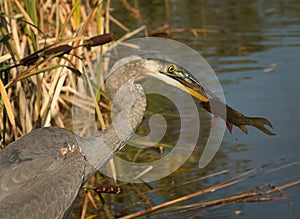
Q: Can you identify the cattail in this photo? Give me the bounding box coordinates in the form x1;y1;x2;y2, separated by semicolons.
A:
94;185;123;194
43;44;73;58
20;53;40;66
86;33;115;47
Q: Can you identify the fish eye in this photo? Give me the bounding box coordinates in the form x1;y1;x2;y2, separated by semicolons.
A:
167;65;175;73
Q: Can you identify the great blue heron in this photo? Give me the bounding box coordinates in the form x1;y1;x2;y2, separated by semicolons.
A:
0;53;274;218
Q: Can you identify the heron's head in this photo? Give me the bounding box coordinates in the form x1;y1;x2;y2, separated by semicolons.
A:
142;58;209;103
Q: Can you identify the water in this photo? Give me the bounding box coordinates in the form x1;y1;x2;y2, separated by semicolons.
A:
108;1;300;218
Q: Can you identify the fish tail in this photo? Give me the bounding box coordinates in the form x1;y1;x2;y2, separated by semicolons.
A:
247;117;276;136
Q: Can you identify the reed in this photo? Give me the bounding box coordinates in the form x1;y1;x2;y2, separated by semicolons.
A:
0;0;147;142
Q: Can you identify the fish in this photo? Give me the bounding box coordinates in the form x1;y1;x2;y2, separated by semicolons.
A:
199;96;276;136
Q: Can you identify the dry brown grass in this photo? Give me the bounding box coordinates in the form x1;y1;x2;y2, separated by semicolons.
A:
0;0;148;145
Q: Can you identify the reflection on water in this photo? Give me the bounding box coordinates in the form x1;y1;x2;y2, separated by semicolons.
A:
108;1;300;218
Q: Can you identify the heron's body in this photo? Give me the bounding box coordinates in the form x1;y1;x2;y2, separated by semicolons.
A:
0;53;274;218
0;127;87;218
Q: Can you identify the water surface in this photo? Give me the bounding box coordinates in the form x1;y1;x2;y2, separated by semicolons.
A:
109;1;300;218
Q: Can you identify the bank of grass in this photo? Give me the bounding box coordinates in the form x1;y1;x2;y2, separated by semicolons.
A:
1;0;100;142
0;0;133;143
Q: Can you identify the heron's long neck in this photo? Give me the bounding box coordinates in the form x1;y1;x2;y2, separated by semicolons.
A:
78;67;146;172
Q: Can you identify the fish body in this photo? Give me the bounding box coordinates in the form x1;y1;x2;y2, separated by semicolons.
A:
199;97;275;136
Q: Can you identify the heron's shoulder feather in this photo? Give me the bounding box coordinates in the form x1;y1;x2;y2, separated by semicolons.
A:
0;127;86;218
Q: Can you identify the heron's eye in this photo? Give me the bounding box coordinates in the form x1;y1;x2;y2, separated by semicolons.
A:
167;65;175;73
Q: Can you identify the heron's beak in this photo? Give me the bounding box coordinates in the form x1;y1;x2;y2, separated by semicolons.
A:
172;70;209;103
176;77;209;102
